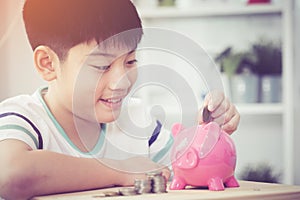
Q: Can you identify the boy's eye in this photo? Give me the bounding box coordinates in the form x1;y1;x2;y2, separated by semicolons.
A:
127;59;138;65
89;65;111;71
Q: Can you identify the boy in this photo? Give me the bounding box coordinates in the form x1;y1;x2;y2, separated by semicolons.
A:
0;0;240;199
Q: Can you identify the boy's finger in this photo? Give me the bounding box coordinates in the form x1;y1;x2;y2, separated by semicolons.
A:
204;90;225;111
221;113;240;135
212;103;238;130
222;104;237;125
210;98;230;119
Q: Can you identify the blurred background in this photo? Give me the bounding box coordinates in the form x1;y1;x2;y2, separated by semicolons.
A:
0;0;300;185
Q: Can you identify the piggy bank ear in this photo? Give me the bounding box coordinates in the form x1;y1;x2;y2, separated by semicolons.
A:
199;122;221;159
171;123;184;137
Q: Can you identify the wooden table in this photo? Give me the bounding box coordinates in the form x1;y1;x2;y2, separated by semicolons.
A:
32;181;300;200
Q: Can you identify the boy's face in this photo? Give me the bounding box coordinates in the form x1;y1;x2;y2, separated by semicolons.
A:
55;40;138;123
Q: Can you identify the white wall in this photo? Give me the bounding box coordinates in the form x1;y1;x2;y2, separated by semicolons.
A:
142;15;282;56
293;0;300;185
0;1;9;100
0;0;45;101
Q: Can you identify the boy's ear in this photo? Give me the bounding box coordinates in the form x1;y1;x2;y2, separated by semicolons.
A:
33;46;60;81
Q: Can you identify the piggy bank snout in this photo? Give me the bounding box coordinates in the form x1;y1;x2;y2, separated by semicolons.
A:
176;148;199;169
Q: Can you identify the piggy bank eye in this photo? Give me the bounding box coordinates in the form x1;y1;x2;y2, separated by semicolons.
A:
175;137;188;152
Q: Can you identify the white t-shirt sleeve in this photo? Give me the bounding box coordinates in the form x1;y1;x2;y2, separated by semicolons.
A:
0;128;38;150
149;123;174;167
0;114;40;150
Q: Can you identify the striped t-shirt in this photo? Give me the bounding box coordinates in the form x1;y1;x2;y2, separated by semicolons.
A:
0;87;173;165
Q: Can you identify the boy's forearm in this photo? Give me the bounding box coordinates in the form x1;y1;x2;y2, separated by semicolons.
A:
1;150;124;199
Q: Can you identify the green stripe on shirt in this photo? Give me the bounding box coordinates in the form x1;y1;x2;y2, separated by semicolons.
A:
37;87;106;156
0;124;39;149
152;135;174;163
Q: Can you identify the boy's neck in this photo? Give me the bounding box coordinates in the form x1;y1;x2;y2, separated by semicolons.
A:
43;88;101;153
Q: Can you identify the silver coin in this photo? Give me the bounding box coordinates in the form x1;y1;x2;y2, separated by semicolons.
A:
150;173;167;193
146;171;162;177
135;184;152;194
134;179;151;185
102;191;120;197
119;187;138;196
134;172;168;194
202;105;213;123
134;178;152;194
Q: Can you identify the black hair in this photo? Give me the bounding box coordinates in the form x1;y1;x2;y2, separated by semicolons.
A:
23;0;143;61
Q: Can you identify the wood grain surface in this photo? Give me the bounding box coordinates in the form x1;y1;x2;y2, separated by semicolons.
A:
32;181;300;200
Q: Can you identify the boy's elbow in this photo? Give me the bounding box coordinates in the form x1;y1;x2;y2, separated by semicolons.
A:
0;165;34;200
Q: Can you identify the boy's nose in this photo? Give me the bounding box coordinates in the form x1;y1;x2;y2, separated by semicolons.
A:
108;65;132;91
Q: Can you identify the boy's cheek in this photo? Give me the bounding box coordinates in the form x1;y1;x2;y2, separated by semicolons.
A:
128;68;138;85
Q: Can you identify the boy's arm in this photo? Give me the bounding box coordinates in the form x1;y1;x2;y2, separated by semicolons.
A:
0;140;165;200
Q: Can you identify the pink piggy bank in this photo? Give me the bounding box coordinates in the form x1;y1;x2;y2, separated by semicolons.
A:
169;122;239;191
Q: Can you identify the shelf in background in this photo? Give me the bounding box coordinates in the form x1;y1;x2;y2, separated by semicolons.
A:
138;4;282;19
236;103;283;115
149;103;284;116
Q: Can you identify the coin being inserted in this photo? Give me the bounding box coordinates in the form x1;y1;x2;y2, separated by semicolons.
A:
202;105;213;123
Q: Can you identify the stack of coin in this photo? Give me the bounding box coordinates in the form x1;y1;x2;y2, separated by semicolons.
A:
151;175;167;193
148;171;167;193
134;178;152;194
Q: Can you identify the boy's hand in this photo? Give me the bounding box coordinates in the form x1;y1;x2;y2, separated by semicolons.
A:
198;90;240;135
106;157;171;186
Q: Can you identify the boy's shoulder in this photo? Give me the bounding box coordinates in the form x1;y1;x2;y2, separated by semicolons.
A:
0;89;46;125
0;90;46;150
0;91;41;114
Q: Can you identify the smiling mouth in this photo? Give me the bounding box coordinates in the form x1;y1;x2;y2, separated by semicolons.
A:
99;98;123;109
100;98;122;103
